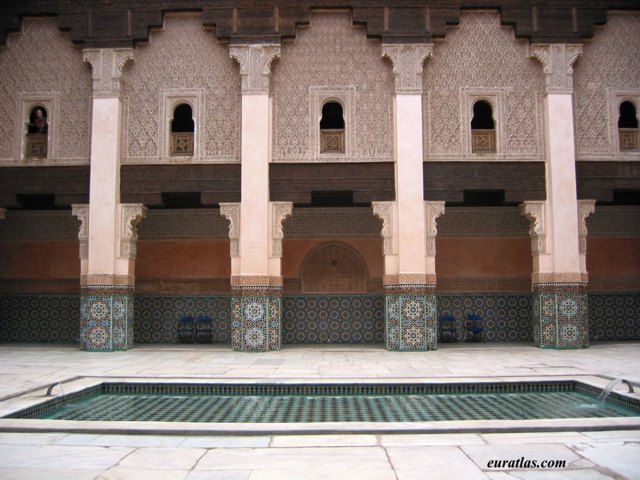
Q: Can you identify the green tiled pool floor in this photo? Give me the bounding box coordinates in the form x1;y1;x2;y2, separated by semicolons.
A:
38;390;637;423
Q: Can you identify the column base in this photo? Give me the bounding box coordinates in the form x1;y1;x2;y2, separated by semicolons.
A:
80;285;134;351
385;284;437;351
532;283;589;349
231;286;281;352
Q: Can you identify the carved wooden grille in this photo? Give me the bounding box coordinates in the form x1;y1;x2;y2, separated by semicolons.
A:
472;130;496;153
619;129;639;151
320;130;345;153
26;133;47;158
171;132;194;156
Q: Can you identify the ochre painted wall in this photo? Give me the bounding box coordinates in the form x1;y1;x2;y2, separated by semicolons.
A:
587;237;640;292
436;237;532;292
136;240;231;293
0;240;80;293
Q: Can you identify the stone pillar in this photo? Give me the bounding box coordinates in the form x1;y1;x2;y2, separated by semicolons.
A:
378;44;437;351
80;48;147;351
229;44;287;352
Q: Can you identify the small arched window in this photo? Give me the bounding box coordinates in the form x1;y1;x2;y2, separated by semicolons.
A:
26;106;48;158
320;101;345;153
171;103;194;156
618;101;639;151
471;100;496;153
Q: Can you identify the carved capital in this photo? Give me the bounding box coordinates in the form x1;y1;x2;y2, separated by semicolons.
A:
424;201;445;257
530;44;582;94
519;201;547;254
119;204;147;259
229;44;280;95
220;203;241;257
372;201;395;256
578;199;596;255
83;48;134;98
382;43;433;95
271;202;293;257
72;204;89;260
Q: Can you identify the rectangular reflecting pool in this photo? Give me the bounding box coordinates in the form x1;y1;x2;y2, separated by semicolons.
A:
7;381;640;424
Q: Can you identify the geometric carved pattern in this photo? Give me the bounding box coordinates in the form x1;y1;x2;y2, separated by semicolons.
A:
529;43;582;94
282;295;385;344
0;18;92;165
121;15;240;163
587;205;640;237
0;211;79;240
424;12;544;160
429;206;531;237
532;284;589;349
425;201;445;256
385;285;437;351
589;293;640;341
574;15;640;158
83;48;133;99
228;44;280;95
381;43;432;95
286;207;383;238
119;204;147;259
272;13;393;163
231;287;282;352
271;202;293;258
372;202;395;255
219;203;240;257
80;285;134;351
577;200;596;255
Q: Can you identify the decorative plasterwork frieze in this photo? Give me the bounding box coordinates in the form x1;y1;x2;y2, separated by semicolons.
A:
229;44;281;95
220;203;241;257
578;199;596;255
519;201;547;255
271;202;293;258
381;44;433;95
82;48;134;98
372;201;395;256
71;204;89;260
529;44;582;94
119;204;147;259
424;201;445;257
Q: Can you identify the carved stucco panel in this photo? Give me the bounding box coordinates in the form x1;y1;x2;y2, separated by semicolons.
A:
372;201;395;256
271;202;293;257
381;44;433;95
0;18;92;164
119;204;147;259
272;12;393;163
72;204;89;260
577;200;596;255
220;203;241;257
574;14;640;158
424;201;445;257
530;43;582;94
424;12;545;160
83;48;134;98
229;44;280;95
121;15;240;163
519;201;547;255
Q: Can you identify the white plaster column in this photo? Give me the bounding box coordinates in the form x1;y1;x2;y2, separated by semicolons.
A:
229;44;281;287
379;44;438;351
82;48;135;287
530;44;584;284
525;44;589;349
228;44;284;352
79;48;146;351
382;44;434;285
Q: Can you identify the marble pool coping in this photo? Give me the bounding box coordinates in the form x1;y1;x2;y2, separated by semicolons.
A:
1;375;639;436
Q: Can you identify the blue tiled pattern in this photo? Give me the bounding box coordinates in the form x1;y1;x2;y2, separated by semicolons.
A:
80;286;134;351
589;293;640;340
134;295;231;344
0;295;79;343
532;285;589;349
437;294;532;342
231;288;281;352
385;287;438;351
282;295;384;344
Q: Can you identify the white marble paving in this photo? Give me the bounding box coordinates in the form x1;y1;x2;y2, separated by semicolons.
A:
0;343;639;478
